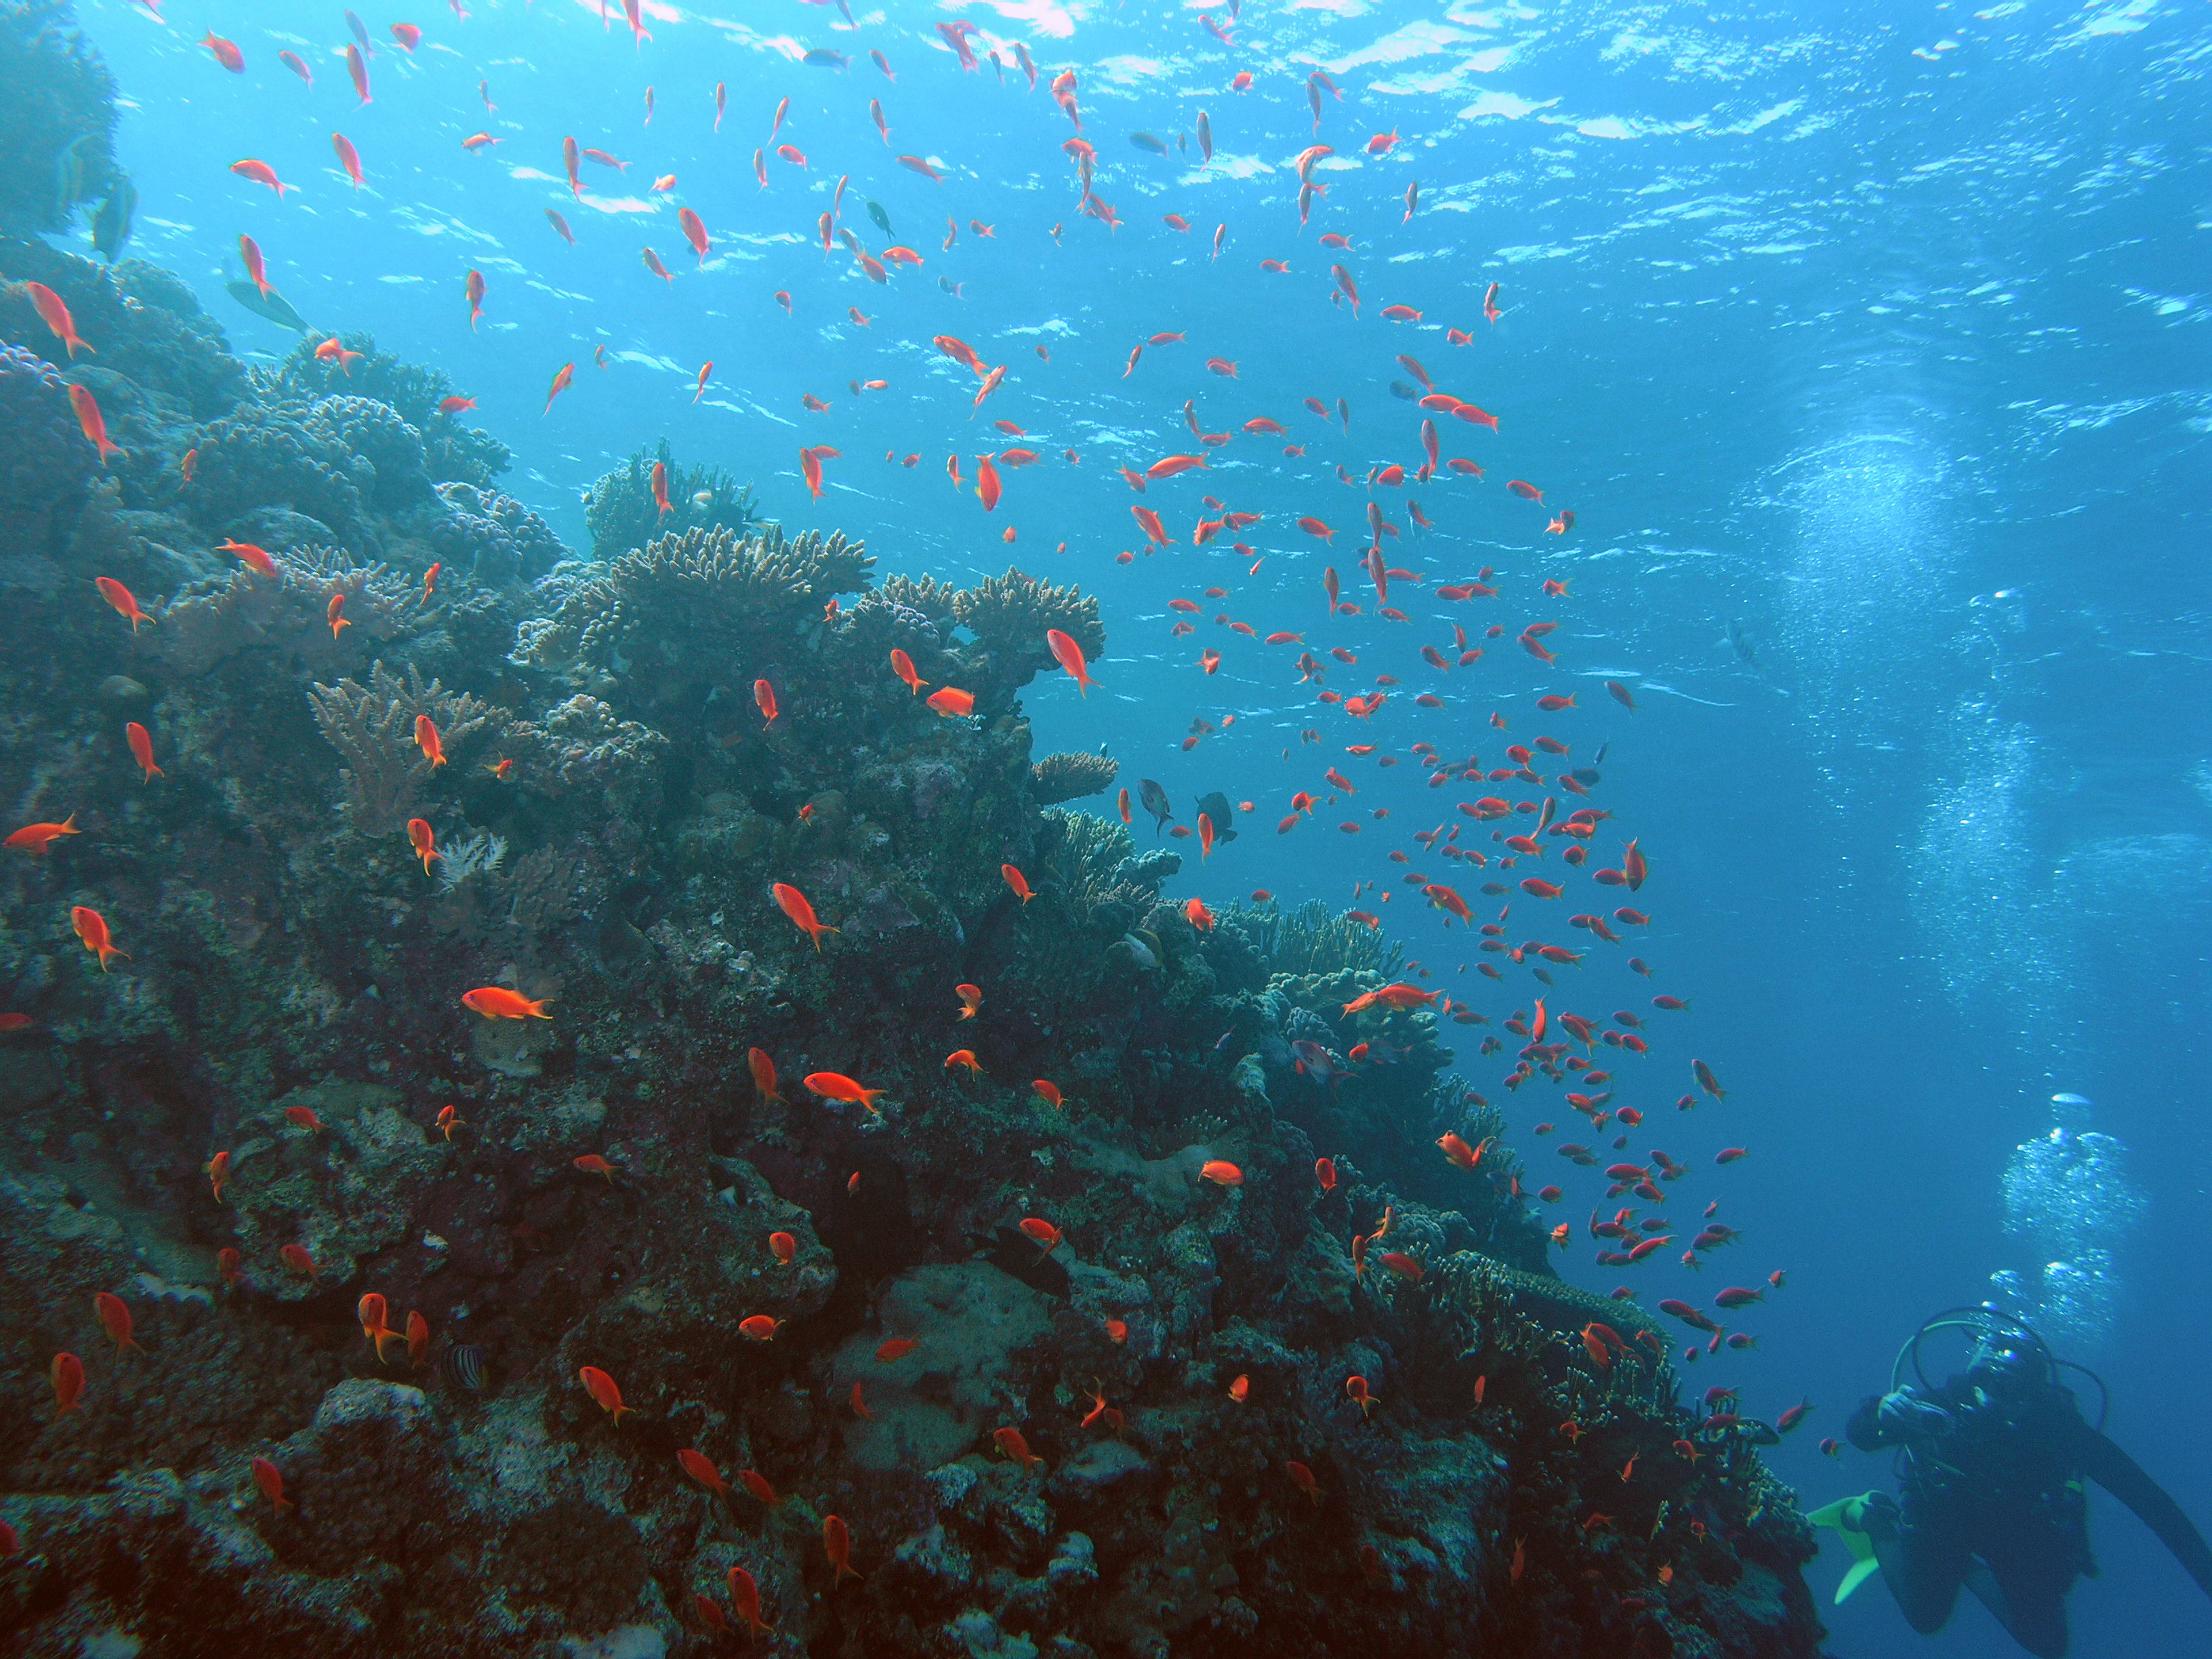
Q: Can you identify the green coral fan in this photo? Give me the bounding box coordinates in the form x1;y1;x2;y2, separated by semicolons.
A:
582;438;762;559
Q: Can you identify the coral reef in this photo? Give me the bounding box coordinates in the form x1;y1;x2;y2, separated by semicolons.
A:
251;333;509;491
582;438;763;560
0;23;1826;1653
0;0;117;236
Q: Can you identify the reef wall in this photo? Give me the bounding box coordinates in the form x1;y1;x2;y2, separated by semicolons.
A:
0;12;1826;1658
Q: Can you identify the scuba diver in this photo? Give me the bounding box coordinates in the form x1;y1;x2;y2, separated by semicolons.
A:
1814;1308;2212;1658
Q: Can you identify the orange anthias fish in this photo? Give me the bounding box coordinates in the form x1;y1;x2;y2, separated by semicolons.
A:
71;905;127;970
24;282;94;358
7;815;79;855
773;882;838;950
747;1047;782;1103
890;649;927;694
678;1448;731;1498
461;986;553;1019
95;1290;143;1355
806;1072;887;1114
769;1230;796;1265
579;1365;633;1422
727;1565;775;1635
753;678;779;724
251;1456;292;1511
926;687;975;717
1046;628;1096;695
68;384;122;462
954;983;983;1019
1031;1079;1063;1109
876;1337;919;1362
739;1314;783;1342
824;1514;863;1582
407;818;440;874
356;1292;402;1360
407;1309;429;1368
50;1351;85;1414
993;1427;1045;1472
1001;864;1035;905
96;577;150;632
411;713;446;767
465;269;487;330
1200;1160;1243;1187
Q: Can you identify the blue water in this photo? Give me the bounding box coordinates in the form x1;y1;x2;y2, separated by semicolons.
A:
81;0;2212;1652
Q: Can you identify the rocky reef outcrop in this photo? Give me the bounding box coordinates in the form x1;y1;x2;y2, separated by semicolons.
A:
0;10;1828;1658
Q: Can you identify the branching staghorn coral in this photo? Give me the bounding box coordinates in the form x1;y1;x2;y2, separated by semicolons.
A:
951;567;1105;691
1031;750;1118;806
307;661;499;832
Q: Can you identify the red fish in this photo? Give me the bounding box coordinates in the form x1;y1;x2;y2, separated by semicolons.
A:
7;815;77;856
543;361;574;415
95;577;149;632
805;1072;886;1113
926;687;975;716
1200;1159;1242;1187
71;905;126;970
1002;864;1035;904
579;1365;632;1420
461;986;553;1019
24;282;92;359
727;1565;774;1635
251;1457;292;1511
95;1290;143;1355
773;883;837;949
68;384;121;462
824;1515;863;1581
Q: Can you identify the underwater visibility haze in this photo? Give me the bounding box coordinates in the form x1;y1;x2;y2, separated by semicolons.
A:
0;0;2207;1654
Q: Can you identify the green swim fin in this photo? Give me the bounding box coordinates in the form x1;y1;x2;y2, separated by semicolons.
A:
1807;1494;1884;1604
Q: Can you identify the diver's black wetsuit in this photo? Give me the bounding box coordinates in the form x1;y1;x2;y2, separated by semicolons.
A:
1849;1362;2212;1658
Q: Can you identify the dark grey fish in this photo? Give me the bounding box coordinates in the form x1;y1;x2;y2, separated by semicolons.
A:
938;276;962;296
52;134;89;219
1128;131;1169;155
90;176;135;261
1138;777;1174;834
978;1225;1069;1298
1570;767;1602;787
1389;381;1420;403
1176;131;1188;154
346;9;373;52
441;1343;486;1393
226;281;312;333
1193;791;1238;844
866;200;893;236
802;47;847;67
1593;741;1610;766
1727;620;1757;664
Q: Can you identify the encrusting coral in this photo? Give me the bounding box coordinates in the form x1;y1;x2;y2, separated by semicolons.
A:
0;16;1828;1656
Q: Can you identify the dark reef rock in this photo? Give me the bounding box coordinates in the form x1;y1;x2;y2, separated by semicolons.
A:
0;12;1828;1655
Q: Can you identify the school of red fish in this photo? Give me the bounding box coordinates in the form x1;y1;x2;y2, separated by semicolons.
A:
3;0;1817;1607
